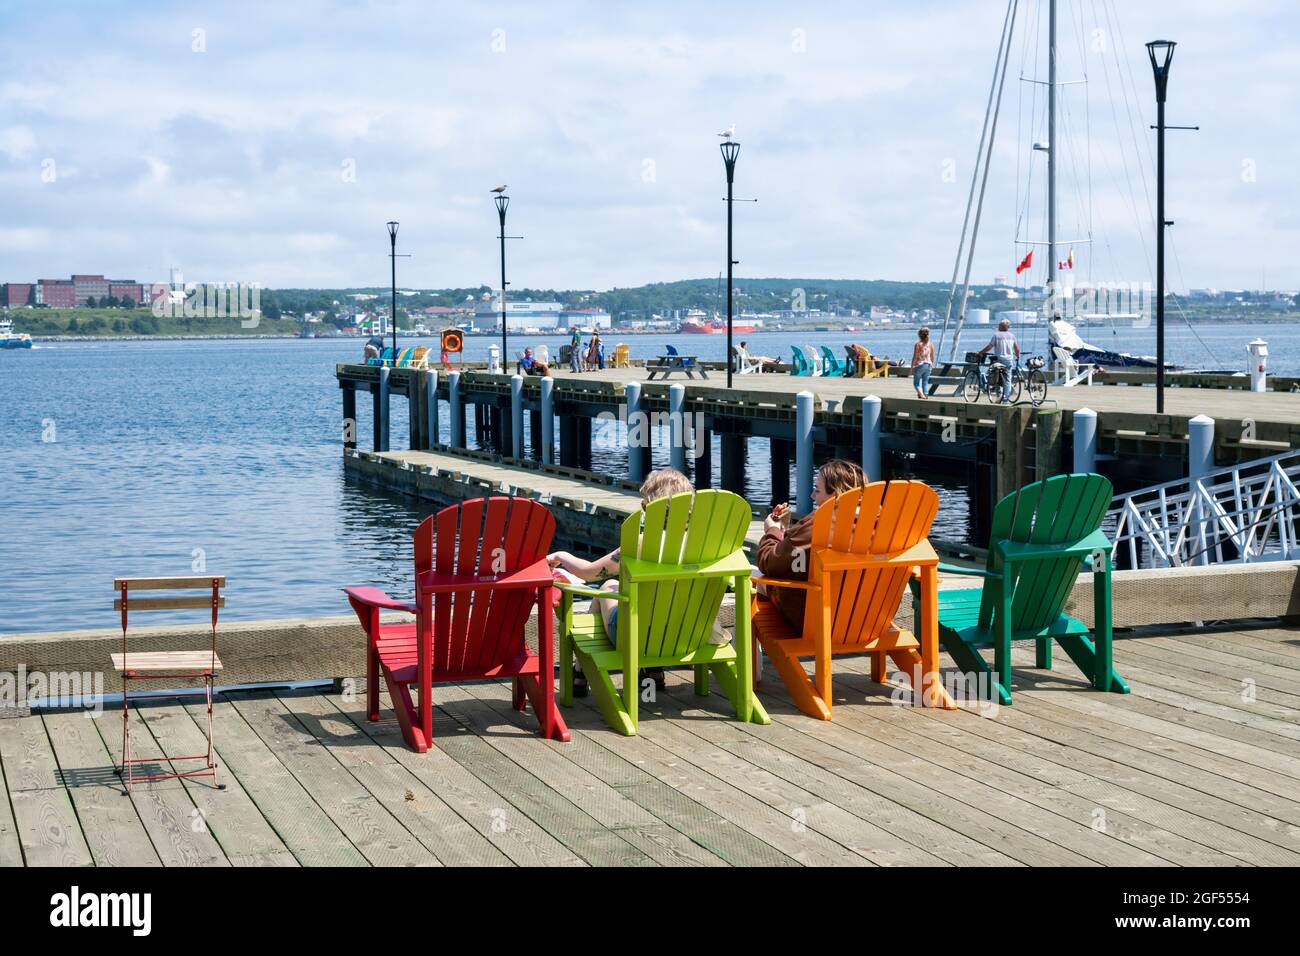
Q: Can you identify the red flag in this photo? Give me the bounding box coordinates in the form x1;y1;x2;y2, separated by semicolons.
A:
1015;250;1033;275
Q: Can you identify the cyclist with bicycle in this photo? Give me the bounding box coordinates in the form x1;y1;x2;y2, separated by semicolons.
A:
977;318;1020;404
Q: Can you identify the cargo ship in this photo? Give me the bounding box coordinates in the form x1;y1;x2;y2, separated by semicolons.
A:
678;310;756;334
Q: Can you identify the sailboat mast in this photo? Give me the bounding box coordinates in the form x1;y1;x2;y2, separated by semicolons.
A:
1046;0;1058;313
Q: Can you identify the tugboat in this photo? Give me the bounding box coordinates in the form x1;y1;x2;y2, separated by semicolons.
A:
0;317;33;349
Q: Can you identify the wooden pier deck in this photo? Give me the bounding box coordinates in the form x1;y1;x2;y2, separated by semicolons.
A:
6;622;1300;867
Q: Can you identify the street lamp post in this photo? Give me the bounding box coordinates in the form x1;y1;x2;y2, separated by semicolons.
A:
1146;41;1175;415
720;140;740;389
495;194;510;368
386;221;400;355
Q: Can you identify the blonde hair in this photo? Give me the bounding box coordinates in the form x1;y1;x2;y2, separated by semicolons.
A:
639;468;692;502
918;326;930;341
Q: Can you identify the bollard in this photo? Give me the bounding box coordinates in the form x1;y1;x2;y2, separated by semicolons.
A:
626;381;644;482
426;369;439;446
448;371;464;448
540;376;554;465
511;375;524;459
669;383;686;474
1189;414;1215;566
861;394;882;482
796;391;814;515
1072;407;1097;474
377;365;390;453
1248;338;1268;393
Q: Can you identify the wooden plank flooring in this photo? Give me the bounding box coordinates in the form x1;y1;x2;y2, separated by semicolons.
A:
4;623;1300;866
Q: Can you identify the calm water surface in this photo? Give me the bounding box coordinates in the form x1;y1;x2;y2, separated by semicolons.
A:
1;323;1289;632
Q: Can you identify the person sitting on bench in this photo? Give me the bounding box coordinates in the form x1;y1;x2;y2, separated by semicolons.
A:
520;347;549;376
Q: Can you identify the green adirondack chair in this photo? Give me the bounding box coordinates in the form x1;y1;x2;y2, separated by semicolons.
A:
790;345;813;376
819;345;847;377
917;473;1129;706
557;489;770;735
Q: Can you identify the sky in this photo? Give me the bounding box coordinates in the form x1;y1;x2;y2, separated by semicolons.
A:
0;0;1295;293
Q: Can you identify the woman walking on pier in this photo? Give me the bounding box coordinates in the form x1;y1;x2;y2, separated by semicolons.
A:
912;327;935;399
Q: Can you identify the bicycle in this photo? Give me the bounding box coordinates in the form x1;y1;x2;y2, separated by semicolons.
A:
962;354;1048;406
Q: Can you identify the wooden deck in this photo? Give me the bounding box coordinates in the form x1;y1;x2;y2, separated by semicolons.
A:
5;623;1300;867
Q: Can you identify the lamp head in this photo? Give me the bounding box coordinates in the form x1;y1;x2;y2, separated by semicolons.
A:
494;193;510;218
1146;40;1176;102
386;220;399;241
719;139;741;179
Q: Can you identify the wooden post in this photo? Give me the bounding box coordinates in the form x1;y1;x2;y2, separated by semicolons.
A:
721;433;746;496
540;375;554;464
559;414;578;468
408;371;421;450
342;385;356;451
796;391;814;515
694;422;712;489
448;371;464;448
1189;414;1215;566
510;375;524;459
861;394;882;482
426;369;439;447
995;404;1032;501
1034;407;1062;480
770;438;791;508
377;366;390;453
576;416;592;471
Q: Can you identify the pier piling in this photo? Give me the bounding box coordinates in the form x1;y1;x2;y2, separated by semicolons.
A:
626;381;645;482
1073;407;1097;474
540;376;554;464
796;390;814;514
694;422;712;489
342;385;356;451
376;365;390;453
770;438;791;508
511;374;524;459
721;433;746;496
1189;414;1216;567
1035;407;1062;480
426;369;439;447
669;384;686;473
862;394;882;482
448;371;464;449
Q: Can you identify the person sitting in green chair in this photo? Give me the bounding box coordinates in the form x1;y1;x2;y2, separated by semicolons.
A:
547;468;693;695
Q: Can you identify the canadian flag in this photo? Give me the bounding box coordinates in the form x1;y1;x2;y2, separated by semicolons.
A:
1015;250;1033;275
1058;247;1075;270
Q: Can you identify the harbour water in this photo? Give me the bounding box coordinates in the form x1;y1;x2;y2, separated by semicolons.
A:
1;323;1288;633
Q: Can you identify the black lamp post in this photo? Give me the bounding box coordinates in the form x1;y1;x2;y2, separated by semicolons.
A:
386;220;399;355
1146;41;1175;415
495;193;510;369
720;139;740;389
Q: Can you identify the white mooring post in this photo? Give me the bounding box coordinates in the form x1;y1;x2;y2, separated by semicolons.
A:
1248;338;1268;393
426;369;439;446
626;380;644;482
511;374;524;459
862;394;882;482
540;375;554;465
1073;407;1097;474
1189;414;1215;567
796;390;814;515
669;383;687;473
448;370;463;448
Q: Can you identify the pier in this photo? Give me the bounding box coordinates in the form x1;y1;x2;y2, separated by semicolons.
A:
337;361;1300;549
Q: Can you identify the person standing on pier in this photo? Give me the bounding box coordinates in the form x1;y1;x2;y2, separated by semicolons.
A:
977;318;1021;403
569;325;582;373
757;459;866;631
586;329;602;372
911;327;936;399
547;468;693;696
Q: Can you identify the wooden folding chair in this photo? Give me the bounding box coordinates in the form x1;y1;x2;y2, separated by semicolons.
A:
112;576;226;793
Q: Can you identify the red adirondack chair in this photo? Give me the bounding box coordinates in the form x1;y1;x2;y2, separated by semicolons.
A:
344;496;570;752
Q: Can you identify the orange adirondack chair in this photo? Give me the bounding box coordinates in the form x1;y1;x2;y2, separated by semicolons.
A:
753;480;956;719
344;496;569;752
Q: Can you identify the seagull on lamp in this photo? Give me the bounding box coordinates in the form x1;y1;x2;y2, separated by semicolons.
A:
717;124;736;139
491;185;508;193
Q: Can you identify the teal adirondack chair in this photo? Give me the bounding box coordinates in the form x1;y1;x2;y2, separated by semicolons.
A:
790;345;813;376
557;489;770;735
820;345;847;377
917;473;1129;706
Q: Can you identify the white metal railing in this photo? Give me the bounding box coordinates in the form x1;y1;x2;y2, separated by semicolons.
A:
1107;448;1300;568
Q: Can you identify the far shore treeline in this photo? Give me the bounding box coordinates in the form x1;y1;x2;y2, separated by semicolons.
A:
5;276;1297;337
